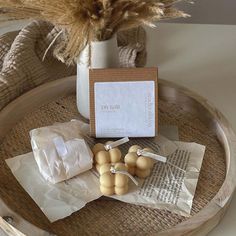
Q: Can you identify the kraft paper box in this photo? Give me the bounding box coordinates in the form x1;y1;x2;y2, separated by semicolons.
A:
89;68;158;138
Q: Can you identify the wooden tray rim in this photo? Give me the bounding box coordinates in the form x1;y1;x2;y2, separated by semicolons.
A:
0;76;235;236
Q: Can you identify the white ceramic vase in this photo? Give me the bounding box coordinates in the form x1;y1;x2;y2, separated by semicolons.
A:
77;35;119;119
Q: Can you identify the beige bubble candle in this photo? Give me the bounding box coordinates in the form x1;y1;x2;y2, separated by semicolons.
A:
124;145;167;178
92;137;129;172
99;163;138;196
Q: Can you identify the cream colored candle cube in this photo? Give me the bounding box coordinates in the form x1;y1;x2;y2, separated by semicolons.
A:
124;145;155;178
92;141;122;172
99;163;129;196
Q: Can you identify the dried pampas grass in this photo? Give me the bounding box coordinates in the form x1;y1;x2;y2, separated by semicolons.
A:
0;0;190;64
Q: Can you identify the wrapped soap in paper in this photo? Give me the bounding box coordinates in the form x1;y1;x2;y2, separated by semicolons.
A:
30;120;93;184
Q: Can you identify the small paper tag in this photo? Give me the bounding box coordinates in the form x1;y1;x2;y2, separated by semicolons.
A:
137;149;167;163
53;136;68;157
89;68;158;138
110;166;139;186
104;137;129;150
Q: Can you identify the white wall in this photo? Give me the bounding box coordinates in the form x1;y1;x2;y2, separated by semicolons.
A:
166;0;236;25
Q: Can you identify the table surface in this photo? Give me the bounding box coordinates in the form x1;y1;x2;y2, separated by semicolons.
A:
145;23;236;236
0;20;236;236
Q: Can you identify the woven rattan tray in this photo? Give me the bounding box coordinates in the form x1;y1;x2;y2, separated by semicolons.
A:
0;76;235;236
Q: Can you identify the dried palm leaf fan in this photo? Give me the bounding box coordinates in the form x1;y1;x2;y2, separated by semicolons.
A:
0;0;189;64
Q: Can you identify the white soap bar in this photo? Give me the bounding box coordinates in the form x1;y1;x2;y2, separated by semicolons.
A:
30;120;93;184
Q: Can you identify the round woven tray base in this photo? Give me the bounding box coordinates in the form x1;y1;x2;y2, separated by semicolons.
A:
0;94;225;235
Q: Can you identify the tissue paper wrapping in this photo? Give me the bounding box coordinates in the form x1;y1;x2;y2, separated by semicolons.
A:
6;131;205;221
30;120;93;183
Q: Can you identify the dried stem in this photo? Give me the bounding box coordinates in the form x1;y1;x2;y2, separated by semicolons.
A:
0;0;190;64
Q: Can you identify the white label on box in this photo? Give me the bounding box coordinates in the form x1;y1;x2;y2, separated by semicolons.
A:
94;81;155;137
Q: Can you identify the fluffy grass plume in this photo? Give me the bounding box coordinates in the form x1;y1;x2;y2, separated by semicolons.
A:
0;0;190;64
